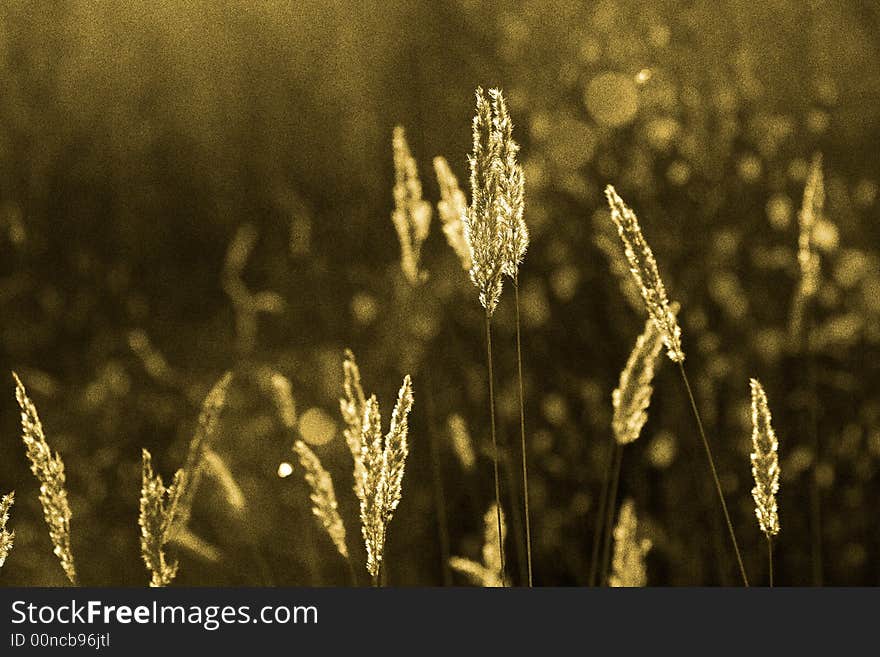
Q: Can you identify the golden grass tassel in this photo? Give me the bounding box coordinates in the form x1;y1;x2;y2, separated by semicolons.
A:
749;379;780;538
612;315;668;445
0;492;14;569
433;156;472;271
292;440;349;560
463;87;509;316
13;372;77;585
344;362;414;583
392;126;432;285
790;153;825;339
174;372;233;534
449;503;507;587
604;185;684;363
340;349;367;496
608;499;651;587
139;449;184;587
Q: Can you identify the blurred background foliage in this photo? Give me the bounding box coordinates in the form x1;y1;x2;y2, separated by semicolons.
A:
1;0;879;586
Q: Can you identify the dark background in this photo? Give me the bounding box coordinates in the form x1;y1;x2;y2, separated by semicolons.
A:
1;0;879;586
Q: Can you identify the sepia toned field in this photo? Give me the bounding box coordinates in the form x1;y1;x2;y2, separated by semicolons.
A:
1;0;879;587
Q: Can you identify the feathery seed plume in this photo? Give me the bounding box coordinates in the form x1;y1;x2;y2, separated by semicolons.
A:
797;154;824;300
293;440;349;559
0;492;14;569
139;449;184;587
612;311;672;445
604;185;685;362
449;503;506;587
433;156;472;271
463;87;515;315
749;379;780;537
790;154;825;339
174;372;233;536
488;89;528;280
608;499;651;587
340;349;367;493
13;372;77;584
392;126;432;285
347;373;414;580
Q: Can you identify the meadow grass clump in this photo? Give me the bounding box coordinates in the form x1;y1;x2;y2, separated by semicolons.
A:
461;86;531;583
449;503;506;587
139;449;184;587
339;350;414;585
0;492;14;570
591;315;666;586
749;378;780;586
13;372;77;585
602;187;749;586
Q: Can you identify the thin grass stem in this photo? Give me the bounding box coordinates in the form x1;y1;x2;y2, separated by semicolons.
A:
767;535;774;588
485;311;507;582
599;442;623;586
588;438;614;587
513;280;534;586
677;361;749;586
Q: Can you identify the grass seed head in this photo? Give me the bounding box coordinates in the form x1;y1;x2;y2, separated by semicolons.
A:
293;440;349;559
433;155;472;271
604;185;685;362
749;378;780;537
13;372;77;585
392;126;432;286
612;315;667;445
0;492;14;569
609;499;651;587
139;449;184;587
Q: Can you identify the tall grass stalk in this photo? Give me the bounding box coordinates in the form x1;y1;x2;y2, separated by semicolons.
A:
588;441;613;586
678;362;749;586
767;537;774;587
512;279;533;586
599;443;623;585
485;311;506;582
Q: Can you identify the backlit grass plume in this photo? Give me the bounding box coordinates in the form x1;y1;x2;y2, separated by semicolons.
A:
173;372;233;534
593;314;666;585
343;361;414;584
604;185;684;363
463;87;510;316
340;349;367;488
392;125;432;285
750;379;780;538
0;492;14;569
612;314;668;445
490;89;527;281
602;188;748;585
790;153;825;339
13;372;77;584
608;499;651;587
449;503;506;587
139;449;184;587
433;155;472;271
292;440;349;560
797;154;824;301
